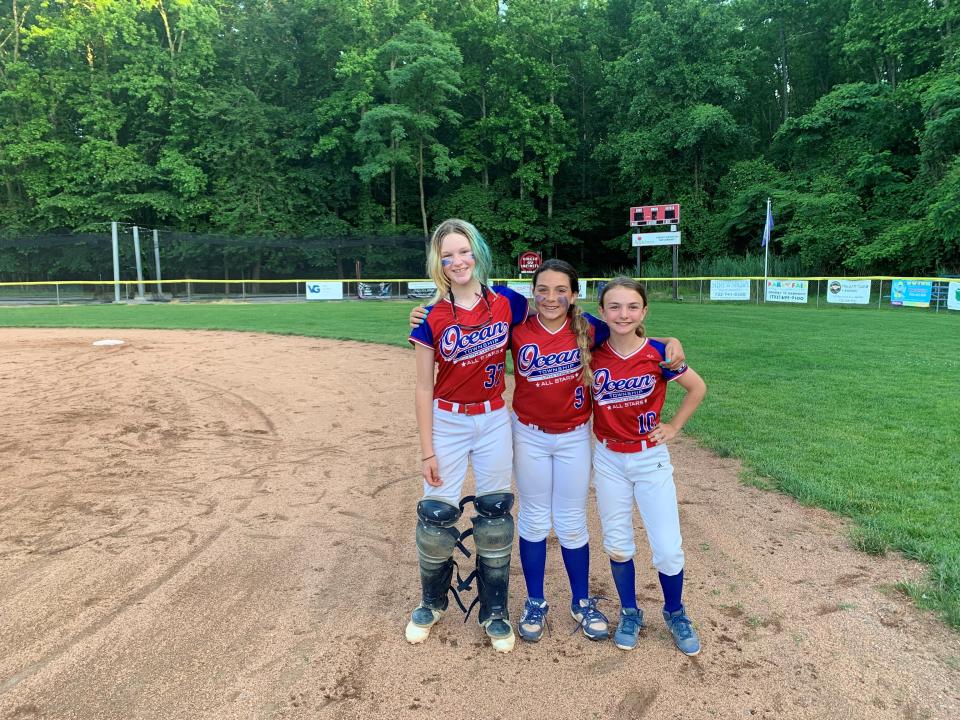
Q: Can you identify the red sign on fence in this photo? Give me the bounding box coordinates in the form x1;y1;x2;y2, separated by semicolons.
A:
518;251;542;273
629;204;681;227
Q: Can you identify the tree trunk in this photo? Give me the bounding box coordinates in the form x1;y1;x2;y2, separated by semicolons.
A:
390;56;397;226
419;138;428;239
885;55;897;90
581;85;587;198
548;84;555;221
390;140;397;226
779;21;790;123
12;0;20;62
481;86;489;188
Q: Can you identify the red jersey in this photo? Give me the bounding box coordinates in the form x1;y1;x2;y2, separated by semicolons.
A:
409;288;528;404
510;314;607;431
590;338;688;445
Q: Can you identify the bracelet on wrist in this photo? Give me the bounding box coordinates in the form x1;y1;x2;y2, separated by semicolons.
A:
422;454;435;462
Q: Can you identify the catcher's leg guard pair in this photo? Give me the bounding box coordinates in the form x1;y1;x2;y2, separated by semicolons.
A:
406;493;516;653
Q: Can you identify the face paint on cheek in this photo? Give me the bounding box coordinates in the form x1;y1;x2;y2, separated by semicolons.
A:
558;296;570;310
441;258;453;267
535;294;547;307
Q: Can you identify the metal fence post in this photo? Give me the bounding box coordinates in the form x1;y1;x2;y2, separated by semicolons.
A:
56;283;61;305
111;221;121;303
877;280;882;309
132;226;145;300
153;229;163;296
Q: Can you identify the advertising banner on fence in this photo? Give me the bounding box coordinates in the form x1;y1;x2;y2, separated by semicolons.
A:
765;279;809;304
358;282;392;299
305;281;343;300
710;279;751;301
826;279;871;304
507;281;533;299
949;282;960;311
890;279;932;307
407;281;435;300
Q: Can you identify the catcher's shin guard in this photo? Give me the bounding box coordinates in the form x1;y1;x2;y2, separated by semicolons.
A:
415;499;463;611
407;499;464;644
470;492;516;652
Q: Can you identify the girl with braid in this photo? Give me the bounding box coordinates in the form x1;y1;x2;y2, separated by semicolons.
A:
508;259;611;642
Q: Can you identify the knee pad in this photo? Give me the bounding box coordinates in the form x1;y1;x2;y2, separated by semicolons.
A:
416;499;461;564
472;493;515;560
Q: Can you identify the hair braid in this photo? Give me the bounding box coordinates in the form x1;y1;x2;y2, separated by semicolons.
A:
569;303;594;385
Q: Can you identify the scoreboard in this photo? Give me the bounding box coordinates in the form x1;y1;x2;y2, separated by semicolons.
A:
629;204;680;227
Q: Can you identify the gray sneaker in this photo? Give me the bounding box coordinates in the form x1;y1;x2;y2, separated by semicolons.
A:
613;607;643;650
570;597;610;641
518;598;549;642
662;605;701;656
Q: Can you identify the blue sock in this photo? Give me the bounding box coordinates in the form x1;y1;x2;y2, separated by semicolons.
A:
610;558;637;609
659;569;684;613
560;542;590;604
518;536;547;600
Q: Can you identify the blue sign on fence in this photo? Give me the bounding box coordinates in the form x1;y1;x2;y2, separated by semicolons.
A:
890;279;932;308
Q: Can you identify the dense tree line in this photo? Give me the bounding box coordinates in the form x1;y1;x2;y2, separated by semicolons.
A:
1;0;958;280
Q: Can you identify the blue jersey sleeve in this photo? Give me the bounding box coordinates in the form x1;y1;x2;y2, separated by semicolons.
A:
648;338;688;381
492;284;532;326
409;305;436;348
583;312;610;349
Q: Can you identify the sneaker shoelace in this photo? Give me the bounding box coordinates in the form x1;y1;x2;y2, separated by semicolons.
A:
522;601;547;629
618;611;641;636
669;613;693;640
572;596;610;635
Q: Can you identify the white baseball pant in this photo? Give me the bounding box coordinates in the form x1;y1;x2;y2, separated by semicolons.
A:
422;403;513;506
592;441;685;575
512;416;591;548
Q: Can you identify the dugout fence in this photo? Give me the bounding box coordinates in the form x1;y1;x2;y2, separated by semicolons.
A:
1;276;957;313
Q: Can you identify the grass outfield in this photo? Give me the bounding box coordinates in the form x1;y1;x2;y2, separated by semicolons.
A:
2;300;958;627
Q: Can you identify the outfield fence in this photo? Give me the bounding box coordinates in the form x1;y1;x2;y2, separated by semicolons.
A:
0;276;958;312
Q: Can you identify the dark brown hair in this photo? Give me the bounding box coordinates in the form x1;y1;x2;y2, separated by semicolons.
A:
532;259;592;384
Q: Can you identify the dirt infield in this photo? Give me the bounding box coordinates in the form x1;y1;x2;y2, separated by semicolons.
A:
1;328;957;720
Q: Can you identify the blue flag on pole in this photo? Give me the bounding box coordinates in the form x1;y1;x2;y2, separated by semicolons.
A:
762;201;774;247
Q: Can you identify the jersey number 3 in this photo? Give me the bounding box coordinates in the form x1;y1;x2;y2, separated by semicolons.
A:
573;386;585;409
483;362;505;389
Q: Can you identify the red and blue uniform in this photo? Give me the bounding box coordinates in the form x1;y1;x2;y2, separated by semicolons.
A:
591;338;687;449
511;314;608;432
409;288;529;404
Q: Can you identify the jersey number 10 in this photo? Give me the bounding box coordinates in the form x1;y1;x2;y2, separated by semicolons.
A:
637;411;658;434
